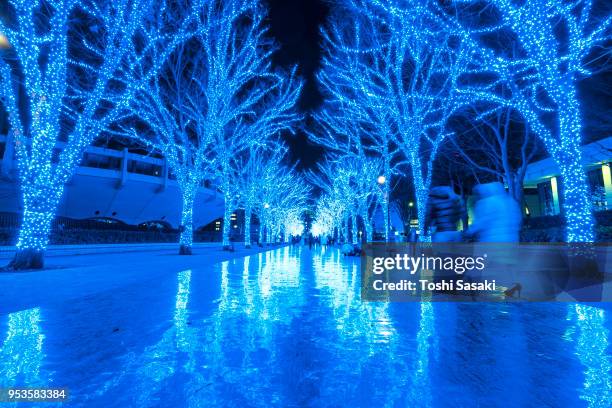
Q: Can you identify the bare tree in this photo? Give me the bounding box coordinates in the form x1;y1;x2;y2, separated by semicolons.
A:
0;0;196;268
448;106;542;207
441;0;612;241
128;39;215;255
320;0;475;240
234;141;288;248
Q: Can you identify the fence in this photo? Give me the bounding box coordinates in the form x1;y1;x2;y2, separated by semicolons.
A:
0;213;226;245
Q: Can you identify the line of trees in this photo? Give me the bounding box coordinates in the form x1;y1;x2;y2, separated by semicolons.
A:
0;0;308;268
309;0;611;243
309;155;382;243
0;0;609;267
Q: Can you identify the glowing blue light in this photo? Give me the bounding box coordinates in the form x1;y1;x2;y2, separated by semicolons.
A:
311;156;381;243
443;0;612;241
566;304;611;407
0;0;198;265
174;269;192;350
315;1;474;240
127;0;303;252
0;308;46;387
257;163;309;246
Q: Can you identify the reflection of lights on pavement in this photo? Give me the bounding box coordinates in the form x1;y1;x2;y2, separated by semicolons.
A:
0;307;45;385
174;269;192;350
376;315;394;339
565;305;611;407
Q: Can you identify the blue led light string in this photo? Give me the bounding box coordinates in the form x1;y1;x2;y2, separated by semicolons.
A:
234;142;288;248
184;0;303;249
0;0;198;267
123;0;302;252
258;163;309;245
316;0;475;241
439;0;612;241
309;155;381;243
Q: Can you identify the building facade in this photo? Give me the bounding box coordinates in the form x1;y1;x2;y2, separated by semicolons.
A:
0;135;226;230
522;137;612;217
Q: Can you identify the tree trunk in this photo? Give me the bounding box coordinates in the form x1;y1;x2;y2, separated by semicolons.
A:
178;191;195;255
363;213;373;242
344;218;349;243
382;196;389;242
9;248;45;270
7;192;59;270
411;159;429;241
259;222;265;246
508;173;525;222
554;148;594;242
222;195;232;250
382;147;392;242
563;104;594;241
545;99;594;242
244;206;252;248
351;214;358;244
1;130;14;176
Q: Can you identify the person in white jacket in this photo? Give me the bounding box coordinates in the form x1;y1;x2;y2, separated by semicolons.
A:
468;182;521;242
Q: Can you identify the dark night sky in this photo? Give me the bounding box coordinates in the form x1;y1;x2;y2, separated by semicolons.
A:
267;0;327;170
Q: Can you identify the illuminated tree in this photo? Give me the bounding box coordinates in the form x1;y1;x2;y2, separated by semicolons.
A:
112;0;302;252
270;196;308;244
282;208;306;241
182;0;302;250
0;0;196;268
312;195;345;239
442;0;612;241
308;109;388;242
348;156;384;242
321;0;474;239
310;155;381;244
128;40;215;255
309;158;354;243
234;141;288;248
313;39;403;242
258;165;309;245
